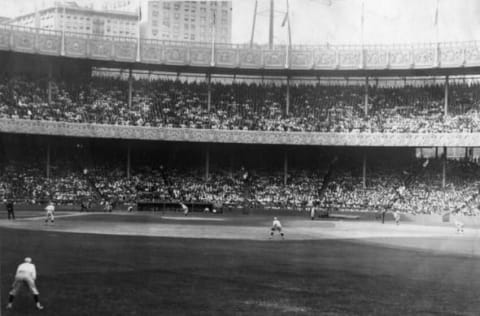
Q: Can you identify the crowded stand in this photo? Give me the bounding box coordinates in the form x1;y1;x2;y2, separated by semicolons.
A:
1;157;479;215
1;75;480;132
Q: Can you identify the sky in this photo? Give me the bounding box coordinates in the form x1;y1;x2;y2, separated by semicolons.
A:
2;0;480;45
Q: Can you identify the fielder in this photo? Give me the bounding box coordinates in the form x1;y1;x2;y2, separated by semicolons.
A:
6;257;44;310
6;199;15;220
181;203;189;216
45;201;55;224
393;210;401;225
270;217;285;239
308;201;316;220
454;218;464;233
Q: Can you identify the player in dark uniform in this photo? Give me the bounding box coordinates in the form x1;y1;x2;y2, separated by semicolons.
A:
6;199;15;220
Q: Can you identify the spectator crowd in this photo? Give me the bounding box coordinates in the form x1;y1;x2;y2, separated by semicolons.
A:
1;76;480;132
1;158;480;216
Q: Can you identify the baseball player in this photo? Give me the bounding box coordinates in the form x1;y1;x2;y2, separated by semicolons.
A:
181;203;189;216
393;210;401;225
269;217;285;239
6;257;44;310
45;201;55;224
454;218;465;233
6;199;15;220
310;204;316;220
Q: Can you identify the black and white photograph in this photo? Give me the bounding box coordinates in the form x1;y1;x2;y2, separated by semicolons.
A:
1;0;480;314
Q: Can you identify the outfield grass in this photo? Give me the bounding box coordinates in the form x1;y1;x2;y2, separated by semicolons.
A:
2;217;480;315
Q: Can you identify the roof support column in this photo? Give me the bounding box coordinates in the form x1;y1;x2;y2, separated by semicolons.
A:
286;77;290;116
46;140;51;179
126;142;131;179
364;76;369;116
444;75;449;116
362;151;367;190
205;145;210;182
207;73;212;112
128;69;133;109
442;147;447;189
47;62;53;105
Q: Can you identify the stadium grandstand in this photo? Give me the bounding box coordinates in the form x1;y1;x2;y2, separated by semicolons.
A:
5;1;480;315
0;14;480;217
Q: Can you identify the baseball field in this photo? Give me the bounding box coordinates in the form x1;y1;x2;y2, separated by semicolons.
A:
1;210;480;315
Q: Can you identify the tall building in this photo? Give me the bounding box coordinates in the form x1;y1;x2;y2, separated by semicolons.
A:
0;17;11;24
146;0;232;43
9;2;139;38
102;0;139;12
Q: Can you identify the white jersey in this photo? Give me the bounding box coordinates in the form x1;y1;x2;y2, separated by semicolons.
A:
272;219;282;229
16;262;37;280
45;205;55;213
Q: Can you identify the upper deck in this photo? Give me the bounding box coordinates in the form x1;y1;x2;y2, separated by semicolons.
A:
1;24;480;77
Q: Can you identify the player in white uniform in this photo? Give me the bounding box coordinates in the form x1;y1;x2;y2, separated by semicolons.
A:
454;218;464;233
269;217;285;239
45;201;55;224
393;210;401;225
6;257;44;310
181;203;189;216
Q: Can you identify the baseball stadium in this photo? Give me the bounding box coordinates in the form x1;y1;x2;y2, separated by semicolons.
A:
2;0;480;315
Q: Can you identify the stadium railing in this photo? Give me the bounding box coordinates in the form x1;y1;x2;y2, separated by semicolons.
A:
1;24;480;70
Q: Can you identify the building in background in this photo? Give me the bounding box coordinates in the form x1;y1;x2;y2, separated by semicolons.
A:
0;17;11;24
9;2;139;38
145;0;232;43
102;0;139;12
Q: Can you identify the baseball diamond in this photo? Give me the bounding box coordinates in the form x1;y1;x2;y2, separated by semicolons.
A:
3;1;480;314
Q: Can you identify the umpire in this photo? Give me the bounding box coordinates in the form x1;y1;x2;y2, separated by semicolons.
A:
6;199;15;220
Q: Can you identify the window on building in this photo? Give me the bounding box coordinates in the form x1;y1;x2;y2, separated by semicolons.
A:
174;3;180;10
174;13;180;19
152;10;158;17
190;34;195;40
184;33;189;39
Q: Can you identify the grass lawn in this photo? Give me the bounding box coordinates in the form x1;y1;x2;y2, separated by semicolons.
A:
1;218;480;315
